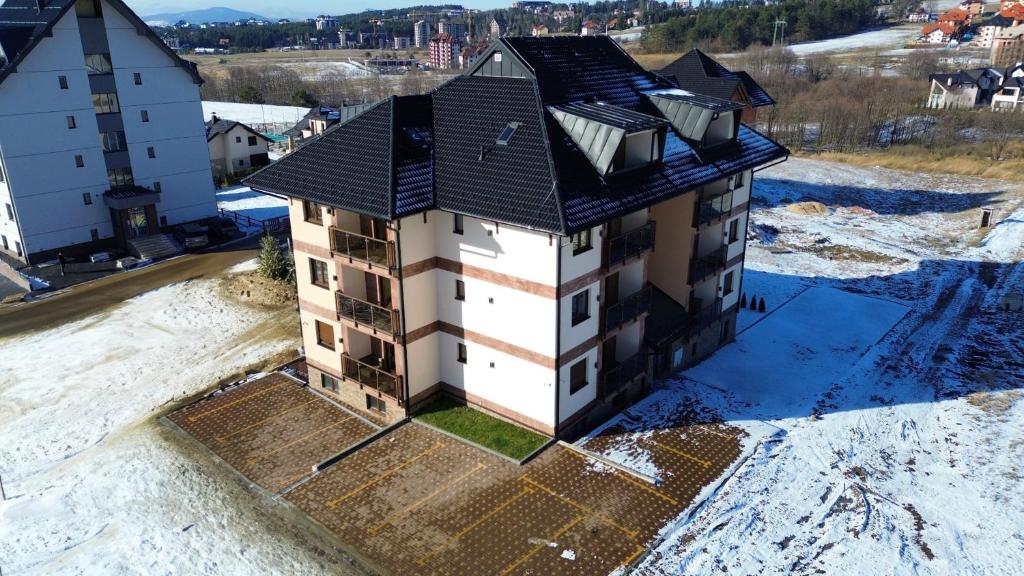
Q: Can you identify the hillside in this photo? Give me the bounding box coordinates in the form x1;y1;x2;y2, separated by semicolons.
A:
143;7;268;26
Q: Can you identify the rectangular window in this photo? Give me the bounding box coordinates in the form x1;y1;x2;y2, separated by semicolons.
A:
248;135;258;146
453;213;464;235
320;372;340;392
159;215;167;227
315;320;335;350
15;240;22;256
82;192;92;205
133;72;142;85
66;115;77;129
455;279;465;301
5;203;13;220
107;166;134;189
569;359;588;395
91;92;120;114
75;155;84;168
90;228;99;241
366;394;387;413
0;163;4;182
147;146;155;159
728;219;740;243
309;258;329;288
1;235;6;250
100;131;126;152
140;110;149;123
571;228;591;255
84;53;112;75
153;181;161;192
734;171;745;188
58;75;68;89
457;342;467;364
723;271;735;296
235;136;242;143
302;199;322;225
571;290;590;326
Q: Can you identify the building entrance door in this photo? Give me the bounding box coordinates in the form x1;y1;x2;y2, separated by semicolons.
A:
126;206;148;239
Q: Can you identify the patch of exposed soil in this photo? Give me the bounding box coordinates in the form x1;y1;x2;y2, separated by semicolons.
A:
785;201;831;216
219;271;297;308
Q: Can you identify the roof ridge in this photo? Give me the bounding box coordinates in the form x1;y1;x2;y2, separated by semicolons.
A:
531;76;567;235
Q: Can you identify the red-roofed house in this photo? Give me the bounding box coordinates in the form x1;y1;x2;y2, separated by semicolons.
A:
581;20;601;36
922;22;959;43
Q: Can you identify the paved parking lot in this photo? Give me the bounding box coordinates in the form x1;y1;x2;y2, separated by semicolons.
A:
171;372;749;575
169;372;379;493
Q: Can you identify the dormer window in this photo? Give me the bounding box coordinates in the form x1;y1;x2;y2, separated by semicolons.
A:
646;90;744;150
548;102;668;176
496;122;520;146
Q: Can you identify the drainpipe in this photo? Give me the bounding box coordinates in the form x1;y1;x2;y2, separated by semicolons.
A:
395;220;411;413
553;236;562;439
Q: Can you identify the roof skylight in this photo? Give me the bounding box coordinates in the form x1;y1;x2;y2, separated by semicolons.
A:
495;122;520;146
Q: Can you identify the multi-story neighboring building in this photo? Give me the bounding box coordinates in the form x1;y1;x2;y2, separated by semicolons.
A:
0;0;216;263
428;32;460;69
393;36;411;50
438;18;466;41
993;24;1024;66
314;15;337;31
489;17;505;38
245;36;787;436
414;19;429;48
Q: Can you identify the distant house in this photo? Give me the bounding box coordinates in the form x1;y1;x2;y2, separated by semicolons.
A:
315;15;338;31
959;0;985;17
459;42;489;69
658;49;775;123
926;68;1005;108
907;8;931;23
992;24;1024;67
205;115;271;179
429;32;461;69
991;64;1024;110
939;8;972;26
394;36;411;50
532;24;549;36
1001;2;1024;22
922;22;959;44
489;17;506;38
978;14;1017;47
581;20;601;36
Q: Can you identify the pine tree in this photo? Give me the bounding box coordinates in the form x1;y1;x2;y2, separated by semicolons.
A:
758;297;766;312
740;293;747;308
257;234;291;281
748;294;757;309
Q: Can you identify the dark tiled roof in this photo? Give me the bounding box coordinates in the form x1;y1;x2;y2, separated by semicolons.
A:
204;118;271;142
646;90;744;112
245;95;434;220
246;36;788;236
659;49;775;108
0;0;201;86
548;101;668;132
502;36;674;107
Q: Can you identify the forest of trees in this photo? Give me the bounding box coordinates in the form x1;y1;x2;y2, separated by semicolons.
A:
642;0;880;53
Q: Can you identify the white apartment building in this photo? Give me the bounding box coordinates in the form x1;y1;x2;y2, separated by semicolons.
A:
246;37;788;436
0;0;216;263
413;20;429;48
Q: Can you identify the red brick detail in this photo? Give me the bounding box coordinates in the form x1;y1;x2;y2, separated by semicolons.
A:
403;320;556;369
559;335;600;365
298;297;336;321
293;239;332;260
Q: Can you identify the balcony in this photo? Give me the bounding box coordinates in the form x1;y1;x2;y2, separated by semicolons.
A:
603;285;652;335
602;351;647;396
696;189;733;227
336;292;400;337
341;354;401;398
687;297;723;337
690;246;727;285
605;221;656;270
330;227;395;273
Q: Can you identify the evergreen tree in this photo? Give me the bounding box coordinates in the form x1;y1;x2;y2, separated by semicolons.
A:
758;297;766;312
257;234;292;281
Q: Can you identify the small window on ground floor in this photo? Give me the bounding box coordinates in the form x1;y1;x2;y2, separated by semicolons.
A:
320;372;339;392
366;394;386;413
569;358;588;395
90;228;99;241
315;320;335;350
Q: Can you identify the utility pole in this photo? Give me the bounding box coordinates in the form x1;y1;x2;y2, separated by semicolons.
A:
772;20;787;47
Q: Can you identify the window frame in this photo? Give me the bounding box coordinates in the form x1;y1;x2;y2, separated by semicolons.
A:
235;136;242;144
84;53;112;76
82;192;92;205
569;359;588;395
74;154;85;168
133;72;142;85
302;199;323;225
147;146;156;159
92;92;120;114
140;110;149;123
5;203;13;220
366;394;387;412
571;289;590;326
66;115;77;129
457;342;467;364
58;75;68;89
723;271;735;296
320;372;339;392
315;320;335;350
454;279;465;301
309;258;329;288
728;218;740;243
571;228;592;255
248;135;258;146
452;213;464;235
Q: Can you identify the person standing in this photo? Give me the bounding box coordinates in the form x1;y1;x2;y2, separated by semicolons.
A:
58;251;67;277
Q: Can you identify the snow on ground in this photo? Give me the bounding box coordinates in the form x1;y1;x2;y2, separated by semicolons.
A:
285;60;373;81
784;25;920;55
628;158;1024;574
202;101;309;130
217;185;289;222
0;273;360;575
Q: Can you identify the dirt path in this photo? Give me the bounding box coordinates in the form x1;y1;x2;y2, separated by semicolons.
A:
0;241;258;340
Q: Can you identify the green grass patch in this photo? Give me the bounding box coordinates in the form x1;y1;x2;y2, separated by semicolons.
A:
414;395;549;461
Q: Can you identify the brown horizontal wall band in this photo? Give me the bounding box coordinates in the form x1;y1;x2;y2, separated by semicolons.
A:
293;238;332;260
298;297;336;322
400;255;606;300
403;320;557;369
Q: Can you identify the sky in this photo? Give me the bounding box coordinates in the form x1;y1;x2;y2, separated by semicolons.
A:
125;1;512;19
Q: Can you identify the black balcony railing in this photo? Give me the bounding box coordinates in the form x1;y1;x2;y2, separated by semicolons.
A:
605;221;656;269
696;189;733;227
690;246;728;284
341;354;401;398
604;285;652;334
329;227;395;272
686;297;723;337
336;292;400;336
602;352;647;396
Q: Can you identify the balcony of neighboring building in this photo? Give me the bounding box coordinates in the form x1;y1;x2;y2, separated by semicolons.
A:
694;182;734;228
328;210;396;275
335;266;401;340
601;260;651;337
690;245;727;285
603;218;656;271
600;317;646;398
600;350;646;398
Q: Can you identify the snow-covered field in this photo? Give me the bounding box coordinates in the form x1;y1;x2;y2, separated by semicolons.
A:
202;101;309;131
0;267;363;575
626;158;1024;574
217;186;289;220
